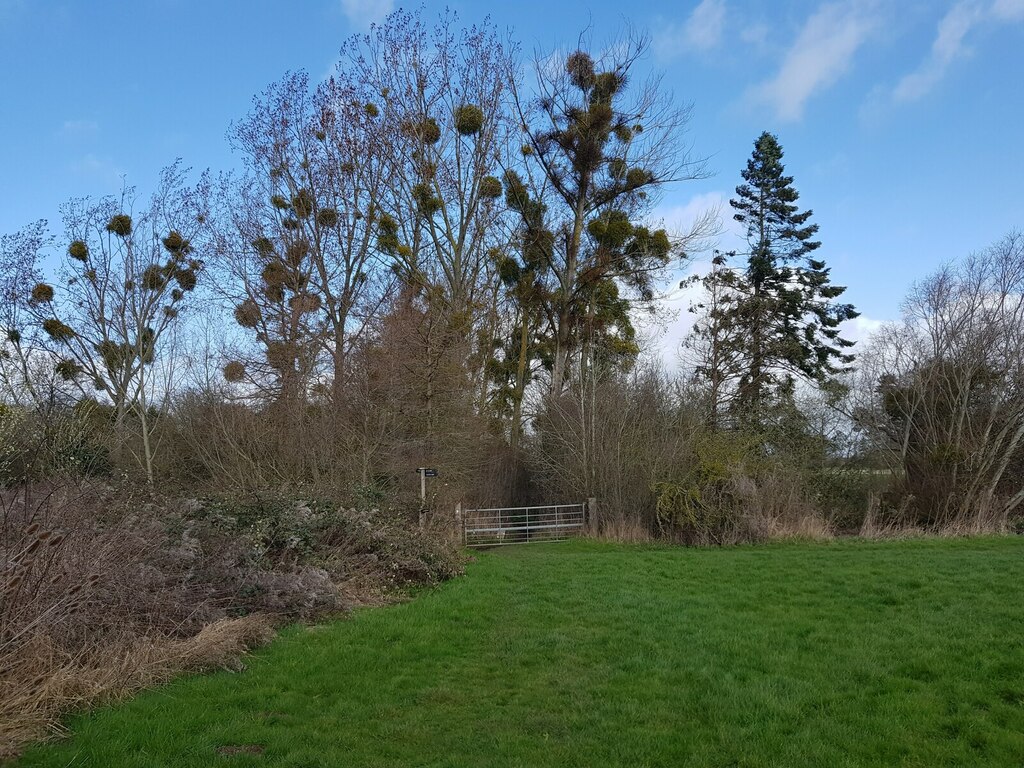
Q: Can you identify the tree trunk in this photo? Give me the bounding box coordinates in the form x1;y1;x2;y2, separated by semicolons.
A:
510;312;531;454
550;190;588;396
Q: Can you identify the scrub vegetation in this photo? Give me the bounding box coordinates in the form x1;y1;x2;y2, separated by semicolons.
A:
1;6;1022;761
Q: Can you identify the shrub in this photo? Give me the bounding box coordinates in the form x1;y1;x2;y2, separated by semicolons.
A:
185;493;463;596
41;319;75;341
0;482;462;757
412;183;441;216
223;361;246;383
0;406;22;482
53;359;81;382
252;237;275;257
654;480;733;545
261;260;290;287
808;468;889;532
174;267;198;291
625;167;652;189
315;208;338;228
289;293;322;314
162;231;188;253
406;117;441;144
566;51;595;89
654;469;832;546
291;190;315;219
141;265;164;290
285;239;309;267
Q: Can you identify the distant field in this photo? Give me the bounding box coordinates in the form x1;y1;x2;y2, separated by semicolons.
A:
17;538;1024;767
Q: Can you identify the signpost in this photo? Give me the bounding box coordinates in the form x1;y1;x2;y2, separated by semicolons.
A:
416;467;438;528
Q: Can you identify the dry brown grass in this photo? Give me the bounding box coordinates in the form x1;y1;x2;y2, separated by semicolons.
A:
0;481;463;759
0;615;274;757
0;482;283;757
732;474;834;543
594;516;656;544
859;493;1014;539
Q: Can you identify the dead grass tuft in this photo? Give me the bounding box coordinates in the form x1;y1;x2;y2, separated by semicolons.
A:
0;615;274;757
859;493;1013;539
595;516;655;544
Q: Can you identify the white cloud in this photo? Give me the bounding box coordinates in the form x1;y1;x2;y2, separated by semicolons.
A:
321;57;341;83
892;0;1023;103
537;48;569;81
652;191;734;260
750;0;880;121
992;0;1024;21
654;0;727;59
633;192;723;366
645;191;890;366
893;1;985;102
645;296;890;371
340;0;392;29
655;192;725;236
840;315;886;348
687;0;727;50
642;278;705;368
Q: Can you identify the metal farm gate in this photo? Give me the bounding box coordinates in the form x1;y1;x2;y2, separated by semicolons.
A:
459;501;592;547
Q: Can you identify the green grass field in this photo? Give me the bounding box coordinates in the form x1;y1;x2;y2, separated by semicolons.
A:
16;538;1024;767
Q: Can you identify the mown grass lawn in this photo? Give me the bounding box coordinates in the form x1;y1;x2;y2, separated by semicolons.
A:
16;537;1024;767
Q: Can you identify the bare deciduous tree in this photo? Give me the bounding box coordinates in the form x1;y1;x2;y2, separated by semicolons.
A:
26;165;207;484
855;231;1024;529
340;9;518;443
0;221;57;410
217;70;396;410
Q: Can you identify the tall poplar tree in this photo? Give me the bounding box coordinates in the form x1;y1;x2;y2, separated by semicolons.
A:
692;132;857;426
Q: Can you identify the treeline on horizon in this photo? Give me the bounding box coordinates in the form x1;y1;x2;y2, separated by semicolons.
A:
1;8;1023;543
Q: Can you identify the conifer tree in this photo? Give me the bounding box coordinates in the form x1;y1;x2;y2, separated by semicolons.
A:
693;132;857;426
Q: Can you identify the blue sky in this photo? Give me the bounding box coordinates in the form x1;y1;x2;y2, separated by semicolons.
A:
1;0;1022;351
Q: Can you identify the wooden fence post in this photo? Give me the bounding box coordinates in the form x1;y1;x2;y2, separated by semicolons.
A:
455;502;464;545
587;497;598;535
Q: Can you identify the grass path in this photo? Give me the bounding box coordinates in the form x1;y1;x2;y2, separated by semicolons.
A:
16;538;1024;767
